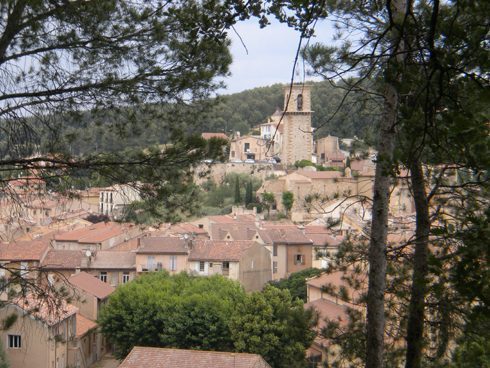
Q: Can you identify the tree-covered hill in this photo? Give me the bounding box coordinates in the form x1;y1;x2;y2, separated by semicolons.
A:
200;80;378;141
0;81;376;157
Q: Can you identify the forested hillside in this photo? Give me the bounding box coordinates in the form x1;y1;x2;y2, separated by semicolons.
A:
0;81;376;157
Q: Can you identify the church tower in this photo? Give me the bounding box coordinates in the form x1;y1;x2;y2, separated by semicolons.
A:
280;84;313;165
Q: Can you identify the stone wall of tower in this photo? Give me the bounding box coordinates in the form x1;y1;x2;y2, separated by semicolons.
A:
281;84;313;165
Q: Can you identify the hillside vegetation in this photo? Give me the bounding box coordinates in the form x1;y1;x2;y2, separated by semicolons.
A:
0;81;376;157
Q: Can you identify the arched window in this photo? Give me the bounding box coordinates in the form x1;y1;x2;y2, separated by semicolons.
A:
297;94;303;111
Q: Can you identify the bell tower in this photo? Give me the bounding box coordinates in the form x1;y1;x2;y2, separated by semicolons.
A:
281;84;313;165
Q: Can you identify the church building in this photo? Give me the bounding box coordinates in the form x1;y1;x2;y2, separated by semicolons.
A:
229;83;313;165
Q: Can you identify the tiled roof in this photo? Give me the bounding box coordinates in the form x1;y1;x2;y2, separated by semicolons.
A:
209;223;260;241
119;347;271;368
76;313;97;337
260;227;312;245
109;237;140;251
0;240;50;261
167;223;209;236
69;271;115;299
11;293;78;327
306;271;366;305
304;298;351;349
208;215;255;224
54;221;125;243
89;251;136;269
189;240;256;262
305;298;350;327
137;237;189;254
306;233;343;247
201;132;229;140
42;249;84;269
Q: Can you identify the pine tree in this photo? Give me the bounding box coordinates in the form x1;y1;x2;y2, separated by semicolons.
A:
245;181;253;206
234;177;241;205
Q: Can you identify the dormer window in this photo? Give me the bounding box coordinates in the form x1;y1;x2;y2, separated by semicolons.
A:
297;94;303;111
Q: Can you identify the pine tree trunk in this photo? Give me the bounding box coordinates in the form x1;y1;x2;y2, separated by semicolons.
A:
405;160;430;368
366;82;397;368
366;2;408;367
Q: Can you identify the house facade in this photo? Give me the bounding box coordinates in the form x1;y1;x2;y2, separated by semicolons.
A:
0;294;77;368
188;240;271;291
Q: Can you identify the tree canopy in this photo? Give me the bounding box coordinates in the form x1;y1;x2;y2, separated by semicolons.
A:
99;272;246;359
99;272;316;367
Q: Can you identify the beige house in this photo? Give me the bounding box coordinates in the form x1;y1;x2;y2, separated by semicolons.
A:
68;272;115;321
304;225;344;269
304;271;366;367
99;184;141;219
53;221;141;251
119;346;272;368
188;240;271;291
0;240;51;297
136;237;190;274
260;225;314;280
41;248;136;287
0;293;78;368
229;134;270;162
315;135;346;168
67;272;114;366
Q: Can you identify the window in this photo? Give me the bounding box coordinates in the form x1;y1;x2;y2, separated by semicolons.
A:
199;261;205;272
209;262;213;268
294;254;305;265
297;93;303;111
273;261;278;274
8;335;21;349
147;256;156;270
99;272;107;283
122;272;130;284
231;150;235;158
244;142;250;152
110;193;113;203
33;210;37;215
222;261;229;270
198;224;204;229
273;245;278;256
169;256;177;271
20;262;28;276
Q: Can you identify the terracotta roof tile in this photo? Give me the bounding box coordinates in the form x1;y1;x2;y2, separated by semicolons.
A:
54;222;124;243
76;313;97;337
137;237;189;254
0;240;50;261
201;132;229;140
89;251;136;269
41;249;83;269
260;228;312;245
11;293;78;326
167;223;208;236
69;271;115;299
119;347;271;368
209;223;260;241
305;298;350;327
188;240;256;262
306;271;367;305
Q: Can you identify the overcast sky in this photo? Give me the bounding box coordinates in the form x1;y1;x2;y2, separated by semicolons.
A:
220;18;335;95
